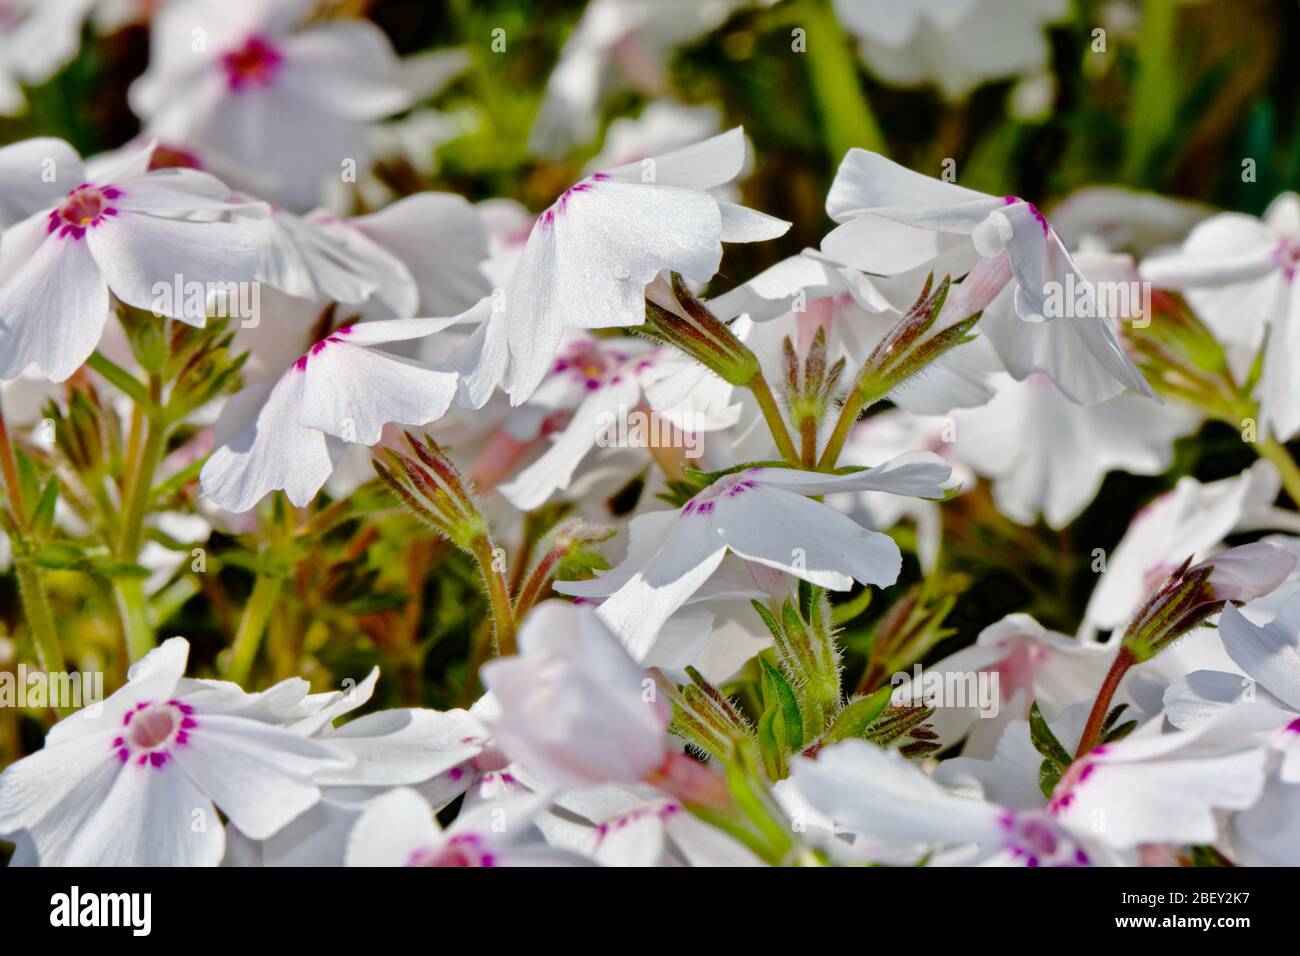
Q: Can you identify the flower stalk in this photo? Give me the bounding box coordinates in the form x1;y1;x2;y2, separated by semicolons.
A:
0;397;66;677
374;432;517;655
818;273;981;469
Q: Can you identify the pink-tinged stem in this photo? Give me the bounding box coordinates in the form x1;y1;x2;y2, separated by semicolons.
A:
1074;646;1136;759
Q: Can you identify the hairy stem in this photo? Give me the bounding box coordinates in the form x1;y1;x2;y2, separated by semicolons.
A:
471;535;516;656
817;377;883;470
1074;646;1136;759
748;371;800;465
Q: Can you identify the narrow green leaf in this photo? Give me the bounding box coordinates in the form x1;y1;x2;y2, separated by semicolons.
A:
759;657;803;751
1029;701;1073;770
1038;758;1062;801
30;475;59;536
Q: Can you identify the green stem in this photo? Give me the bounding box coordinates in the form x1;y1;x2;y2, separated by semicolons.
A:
471;536;516;656
118;381;166;562
224;574;282;684
1122;0;1178;185
748;372;800;465
817;378;883;470
1256;436;1300;508
1;397;68;686
114;381;168;661
801;0;885;161
16;560;65;676
115;577;153;663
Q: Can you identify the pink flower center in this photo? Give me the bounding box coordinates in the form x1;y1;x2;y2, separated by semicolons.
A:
1274;239;1300;283
221;35;284;90
149;143;203;171
114;699;197;769
552;339;629;390
49;184;120;240
1000;811;1089;867
406;834;496;867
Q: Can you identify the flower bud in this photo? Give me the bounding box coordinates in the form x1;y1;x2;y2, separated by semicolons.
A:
641;273;759;386
1120;541;1297;662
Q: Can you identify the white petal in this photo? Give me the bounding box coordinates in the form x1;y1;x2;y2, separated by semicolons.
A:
0;232;109;382
200;372;345;512
316;708;487;787
346;788;444;866
63;761;223;866
594;514;730;661
554;510;681;599
85;212;259;318
171;713;348;840
1139;213;1279;288
350;192;492;315
1218;601;1300;711
0;734;121;835
826;149;993;222
499;373;641;509
717;200;791;242
790;739;1002;846
0;137;83;227
717;484;902;590
298;339;458;445
276;21;412;121
502;177;722;402
605;127;746;190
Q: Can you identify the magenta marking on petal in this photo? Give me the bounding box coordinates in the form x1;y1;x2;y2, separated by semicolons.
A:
697;501;715;514
221;35;284;90
448;767;464;781
1287;717;1300;734
1004;195;1050;234
175;731;189;746
137;754;148;766
112;737;124;748
150;752;167;768
294;355;309;372
117;748;129;762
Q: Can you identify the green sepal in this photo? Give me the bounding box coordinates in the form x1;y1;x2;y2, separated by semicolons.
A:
822;686;894;743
